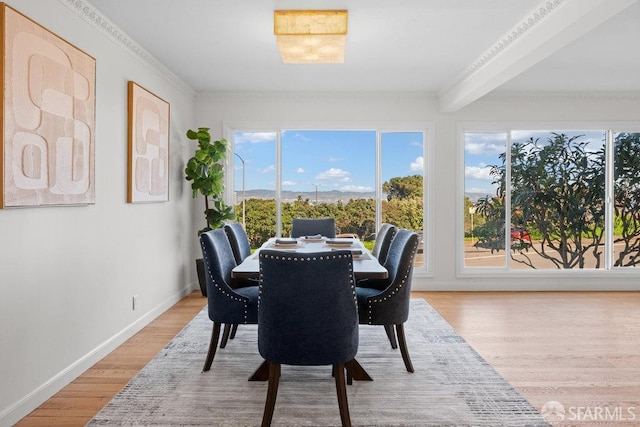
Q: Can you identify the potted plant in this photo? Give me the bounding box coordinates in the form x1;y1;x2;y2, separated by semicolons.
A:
185;127;234;295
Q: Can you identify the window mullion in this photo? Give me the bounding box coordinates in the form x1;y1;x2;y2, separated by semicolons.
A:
375;131;382;231
505;132;512;270
605;129;614;269
276;130;282;237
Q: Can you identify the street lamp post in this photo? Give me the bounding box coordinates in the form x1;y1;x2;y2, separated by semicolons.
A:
312;184;318;205
234;153;246;228
469;206;476;244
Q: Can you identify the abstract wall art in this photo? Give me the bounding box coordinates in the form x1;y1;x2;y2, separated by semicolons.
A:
1;3;96;208
127;81;170;203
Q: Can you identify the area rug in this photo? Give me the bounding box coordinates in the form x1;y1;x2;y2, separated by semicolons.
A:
87;299;548;426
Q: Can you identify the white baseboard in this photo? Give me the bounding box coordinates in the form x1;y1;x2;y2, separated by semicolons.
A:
0;284;195;427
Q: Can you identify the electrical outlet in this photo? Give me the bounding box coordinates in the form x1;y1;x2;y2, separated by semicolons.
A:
132;295;138;311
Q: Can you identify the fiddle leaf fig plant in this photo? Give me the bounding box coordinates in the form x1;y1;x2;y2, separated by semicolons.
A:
185;127;234;234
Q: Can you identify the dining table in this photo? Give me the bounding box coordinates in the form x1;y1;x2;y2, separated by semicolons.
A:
232;236;388;382
231;236;388;281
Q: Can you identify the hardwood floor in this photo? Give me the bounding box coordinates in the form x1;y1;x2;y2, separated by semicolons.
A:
415;291;640;426
16;291;640;426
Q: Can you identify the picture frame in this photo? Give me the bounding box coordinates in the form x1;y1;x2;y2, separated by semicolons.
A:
1;3;96;208
127;81;170;203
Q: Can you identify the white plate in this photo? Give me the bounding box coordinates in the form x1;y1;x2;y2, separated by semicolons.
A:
275;238;298;245
325;238;354;246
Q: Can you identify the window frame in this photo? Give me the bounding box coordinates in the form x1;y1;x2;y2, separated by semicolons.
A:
458;121;640;278
223;121;435;277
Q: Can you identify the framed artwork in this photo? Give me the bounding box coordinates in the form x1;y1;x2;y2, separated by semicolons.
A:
127;81;170;203
1;3;96;208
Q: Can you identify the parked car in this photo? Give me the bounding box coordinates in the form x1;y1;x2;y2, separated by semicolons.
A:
510;227;532;250
474;227;532;253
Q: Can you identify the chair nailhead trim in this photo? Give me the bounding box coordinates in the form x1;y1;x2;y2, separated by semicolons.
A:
258;252;357;310
367;238;419;324
201;241;249;323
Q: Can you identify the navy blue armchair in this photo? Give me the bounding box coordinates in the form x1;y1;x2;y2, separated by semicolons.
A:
258;249;358;427
199;228;259;372
290;217;336;238
223;222;251;264
370;223;397;265
355;229;419;373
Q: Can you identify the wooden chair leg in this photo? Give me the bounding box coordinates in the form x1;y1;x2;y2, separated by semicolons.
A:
334;362;352;427
396;323;414;373
384;324;398;349
261;362;281;427
230;324;239;339
220;324;232;348
203;322;221;372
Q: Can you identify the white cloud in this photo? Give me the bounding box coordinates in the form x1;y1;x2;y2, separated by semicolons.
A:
294;132;311;141
316;168;350;180
296;167;305;173
465;141;504;155
410;156;423;171
282;181;296;187
257;164;275;173
465;165;493;181
235;132;275;144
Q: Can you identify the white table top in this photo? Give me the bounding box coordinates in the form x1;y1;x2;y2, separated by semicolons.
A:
231;237;388;280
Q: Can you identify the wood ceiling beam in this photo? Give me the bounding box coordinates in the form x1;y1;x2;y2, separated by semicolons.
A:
437;0;638;113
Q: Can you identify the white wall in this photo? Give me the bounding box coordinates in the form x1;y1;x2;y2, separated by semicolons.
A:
0;1;200;425
195;92;640;291
1;0;639;424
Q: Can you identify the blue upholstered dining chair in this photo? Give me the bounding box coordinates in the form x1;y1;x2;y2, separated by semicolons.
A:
199;228;259;372
370;223;397;265
223;222;251;264
290;217;337;238
222;221;256;342
258;249;359;427
355;229;420;373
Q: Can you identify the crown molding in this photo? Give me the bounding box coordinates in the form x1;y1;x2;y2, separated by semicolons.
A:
437;0;638;112
57;0;195;98
450;0;566;89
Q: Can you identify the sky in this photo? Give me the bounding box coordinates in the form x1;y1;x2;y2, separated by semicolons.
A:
233;130;424;193
464;129;607;198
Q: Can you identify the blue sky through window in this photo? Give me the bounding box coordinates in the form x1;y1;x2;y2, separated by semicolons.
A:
233;130;424;193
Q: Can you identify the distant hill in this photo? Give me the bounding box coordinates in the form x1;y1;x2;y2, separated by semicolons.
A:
233;189;491;203
233;189;376;203
465;192;493;202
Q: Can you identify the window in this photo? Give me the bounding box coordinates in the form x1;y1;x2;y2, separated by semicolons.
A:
281;130;377;239
463;126;640;271
229;125;428;270
612;132;640;267
381;132;425;266
233;132;277;245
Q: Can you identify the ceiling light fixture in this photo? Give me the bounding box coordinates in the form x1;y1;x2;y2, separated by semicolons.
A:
274;10;348;64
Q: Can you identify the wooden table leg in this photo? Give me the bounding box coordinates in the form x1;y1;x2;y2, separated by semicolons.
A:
249;360;269;381
347;358;373;381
